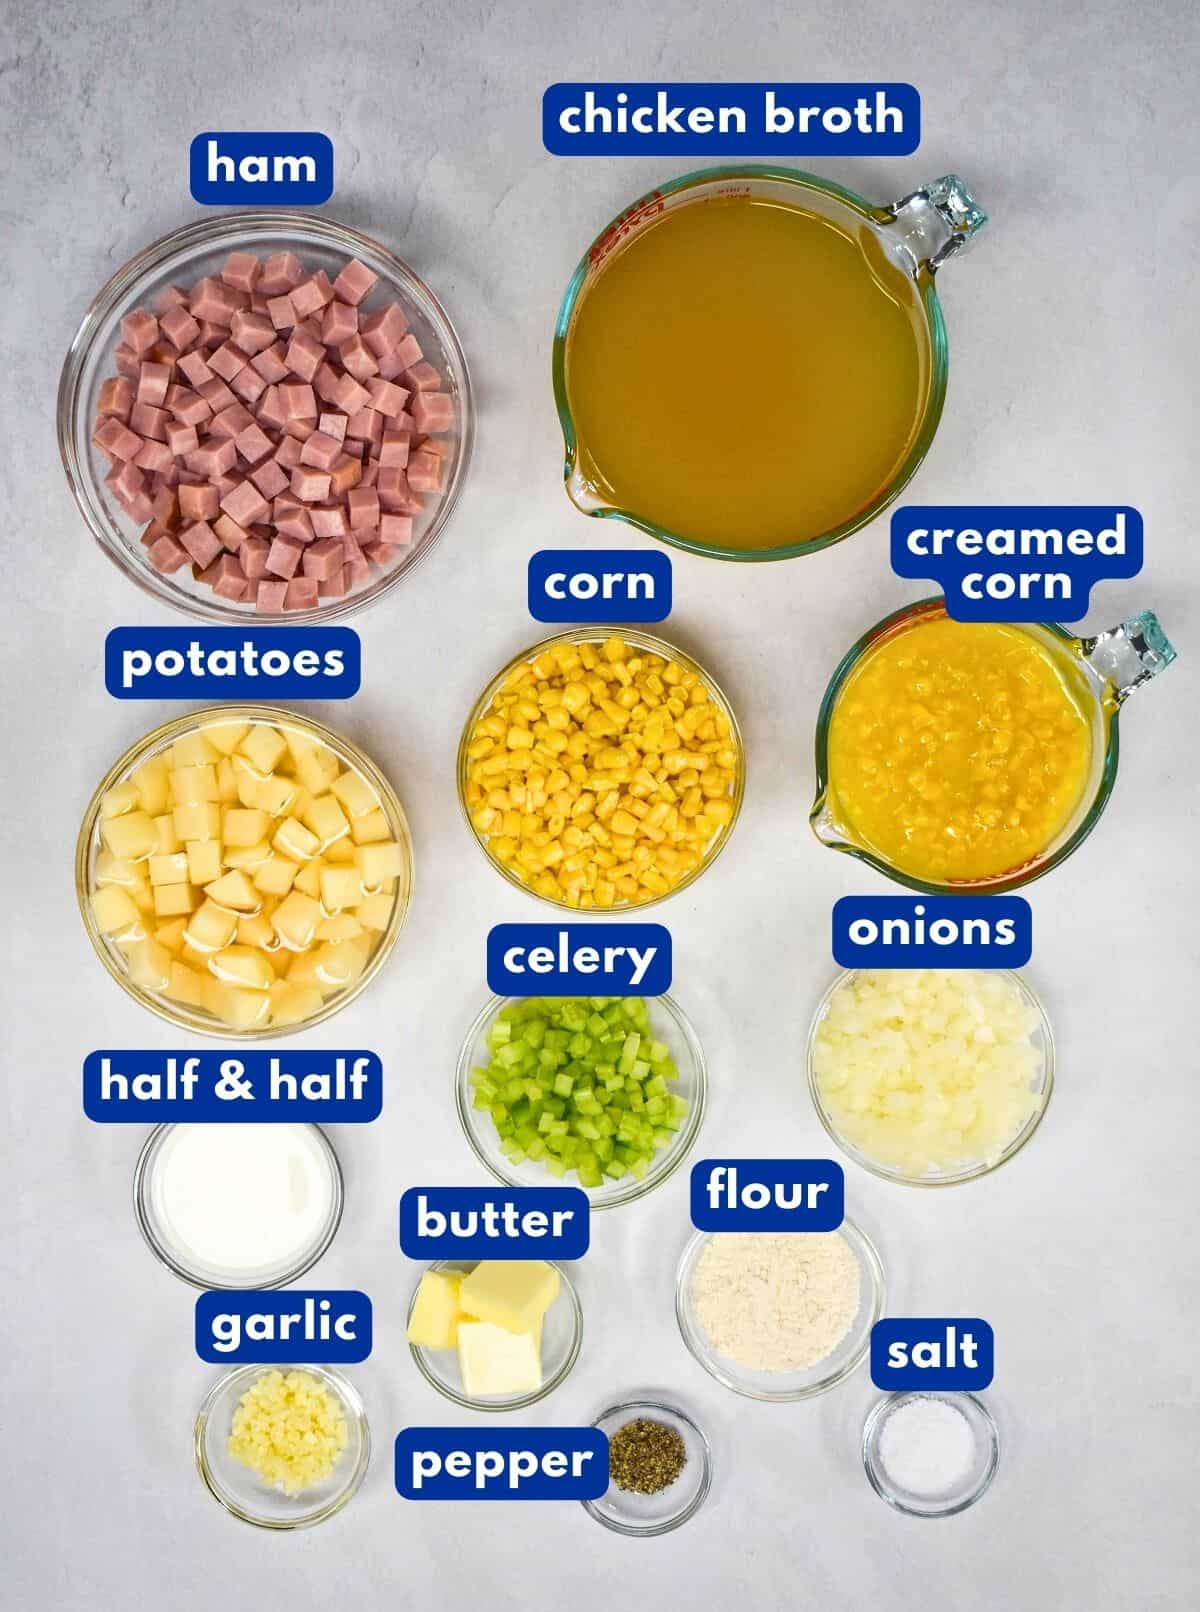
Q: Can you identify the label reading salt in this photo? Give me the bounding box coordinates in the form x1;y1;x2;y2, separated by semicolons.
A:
83;1050;381;1121
487;924;671;995
833;897;1032;969
105;627;360;699
870;1318;994;1391
399;1188;590;1261
195;1290;371;1363
528;550;672;623
395;1427;608;1500
190;132;333;205
689;1159;844;1231
891;505;1142;621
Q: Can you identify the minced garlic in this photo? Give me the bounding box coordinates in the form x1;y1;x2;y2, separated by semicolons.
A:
228;1369;347;1495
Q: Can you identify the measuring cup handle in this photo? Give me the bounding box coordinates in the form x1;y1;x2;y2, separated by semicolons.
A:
885;175;988;273
1080;610;1178;703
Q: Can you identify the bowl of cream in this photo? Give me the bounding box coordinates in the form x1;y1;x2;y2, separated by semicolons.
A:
133;1123;344;1288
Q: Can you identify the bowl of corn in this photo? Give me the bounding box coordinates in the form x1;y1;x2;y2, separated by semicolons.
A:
456;628;744;910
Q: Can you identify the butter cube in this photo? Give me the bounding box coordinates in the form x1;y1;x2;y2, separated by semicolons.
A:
239;724;288;773
130;756;170;815
274;817;320;862
204;869;259;911
186;839;223;885
457;1261;560;1335
153;882;196;917
222;808;269;847
174;803;220;842
456;1320;542;1398
407;1269;466;1349
100;810;157;862
148;852;188;886
90;885;143;937
331;769;379;819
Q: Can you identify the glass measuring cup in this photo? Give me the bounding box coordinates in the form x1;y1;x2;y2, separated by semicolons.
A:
810;597;1176;893
553;168;986;562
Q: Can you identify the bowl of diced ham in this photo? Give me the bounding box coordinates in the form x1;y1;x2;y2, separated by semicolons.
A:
58;212;473;621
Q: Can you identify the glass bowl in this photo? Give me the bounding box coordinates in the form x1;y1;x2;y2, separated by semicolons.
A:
75;703;413;1038
456;627;745;911
134;1122;344;1289
407;1259;582;1411
455;992;707;1208
675;1220;884;1401
862;1391;1000;1518
195;1363;370;1529
807;968;1055;1188
57;209;473;623
581;1396;712;1536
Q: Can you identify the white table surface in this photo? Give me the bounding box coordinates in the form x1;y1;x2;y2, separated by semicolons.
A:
3;1;1197;1606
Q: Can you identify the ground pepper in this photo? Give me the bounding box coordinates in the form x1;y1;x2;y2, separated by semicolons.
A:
608;1417;687;1494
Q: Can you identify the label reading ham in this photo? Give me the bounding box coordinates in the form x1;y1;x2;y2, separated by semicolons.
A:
190;133;334;205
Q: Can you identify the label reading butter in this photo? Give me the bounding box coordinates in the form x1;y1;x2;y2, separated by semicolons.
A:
83;1050;381;1121
833;897;1032;969
486;923;671;995
395;1427;609;1500
870;1318;994;1391
690;1160;845;1231
105;627;360;699
195;1290;371;1363
528;550;672;623
891;505;1142;621
399;1188;590;1261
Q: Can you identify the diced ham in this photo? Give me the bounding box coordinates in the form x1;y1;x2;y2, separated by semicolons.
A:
240;535;271;577
135;438;174;474
299;430;343;471
274;503;315;543
214;513;249;551
266;532;305;578
220;479;271;528
209;341;250;382
178;520;223;567
148;533;190;573
221;251;262;293
379;513;413;546
406;448;442;493
230;308;276;356
379;429;410;467
250;458;289;498
169;389;212;428
279;381;317;419
184;437;237;478
114;343;142;379
284;575;320;610
251;342;290;383
404;361;443;392
332;258;379;306
285;328;325;381
267;293;297;331
230;366;268;405
410;390;454;433
366;377;408;418
94;416;144;461
258;252;305;295
347;487;380;530
319;565;350;598
178;350;213;387
97;376;134;420
256;578;289;612
165;420;199;457
321;301;358;347
329;454;362;496
310;504;348;539
130;402;169;441
290;466;331;502
319;411;348;443
236;422;274;465
289;274;331;321
121;309;159;354
340;334;378;381
392;334;422;371
197;375;237;412
160;305;201;351
301;537;345;580
199;551;248;599
360;302;408;357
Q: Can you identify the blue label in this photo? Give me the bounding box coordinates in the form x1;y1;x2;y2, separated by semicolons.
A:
528;550;672;623
83;1050;381;1121
104;627;360;699
871;1319;994;1391
891;506;1143;621
399;1188;590;1260
189;132;333;205
690;1159;844;1231
486;924;671;995
543;83;919;155
833;897;1032;969
395;1427;609;1500
195;1290;371;1363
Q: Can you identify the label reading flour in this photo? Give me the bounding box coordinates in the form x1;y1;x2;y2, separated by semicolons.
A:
833;897;1032;969
395;1427;608;1500
195;1290;371;1363
870;1318;994;1391
105;627;360;698
83;1050;381;1121
690;1159;845;1231
399;1187;590;1261
486;923;671;995
527;550;672;623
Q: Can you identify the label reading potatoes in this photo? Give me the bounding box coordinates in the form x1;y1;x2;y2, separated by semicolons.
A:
543;83;919;155
105;627;360;699
486;924;671;995
395;1427;608;1500
690;1160;845;1231
399;1188;590;1261
189;132;334;205
833;897;1032;969
83;1050;381;1121
528;550;672;623
870;1319;994;1391
891;505;1143;621
195;1290;371;1363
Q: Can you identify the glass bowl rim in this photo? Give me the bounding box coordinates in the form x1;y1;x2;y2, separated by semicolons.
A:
806;966;1056;1188
406;1257;583;1411
133;1120;345;1289
551;162;949;563
454;990;708;1208
861;1389;1000;1518
809;595;1122;894
75;701;413;1039
455;624;746;913
56;207;475;625
194;1360;370;1529
674;1217;885;1401
580;1394;713;1536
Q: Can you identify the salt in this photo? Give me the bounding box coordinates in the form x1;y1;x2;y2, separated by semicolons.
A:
878;1396;977;1497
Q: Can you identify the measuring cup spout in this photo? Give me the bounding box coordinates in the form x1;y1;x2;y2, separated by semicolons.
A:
1080;610;1177;704
885;175;988;274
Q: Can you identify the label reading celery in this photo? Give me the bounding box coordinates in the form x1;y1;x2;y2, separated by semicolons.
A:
833;897;1032;968
891;505;1142;621
399;1188;589;1260
528;550;671;623
83;1050;381;1120
870;1318;994;1391
486;924;671;994
395;1427;608;1500
690;1160;844;1231
195;1290;371;1363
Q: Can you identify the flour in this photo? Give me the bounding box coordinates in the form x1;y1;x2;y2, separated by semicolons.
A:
689;1232;861;1372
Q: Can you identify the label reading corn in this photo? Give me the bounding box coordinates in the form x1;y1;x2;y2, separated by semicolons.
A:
528;550;672;623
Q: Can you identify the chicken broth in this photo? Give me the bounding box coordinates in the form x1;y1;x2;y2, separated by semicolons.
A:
564;193;931;553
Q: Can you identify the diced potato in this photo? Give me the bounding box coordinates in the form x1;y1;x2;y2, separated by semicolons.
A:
200;718;249;755
283;951;328;992
95;850;139;888
100;781;140;819
186;839;223;885
239;724;288;773
324;836;357;865
100;810;157;862
313;940;368;988
168;960;209;1008
274;817;320;862
356;841;405;887
224;840;273;870
216;758;238;803
126;938;172;991
130;756;170;815
223;808;269;847
148;852;189;886
183;899;238;953
269;981;326;1026
130;878;155;913
152;814;182;853
208;983;271;1030
91;885;143;936
153;882;196;917
237;911;276;949
174;802;221;841
316;912;363;942
271;891;322;950
331;768;379;819
245;773;298;816
293;859;324;898
320;866;364;911
302;794;351;849
169;764;218;805
205;869;259;911
154;917;188;953
253;855;299;896
171;731;220;768
354;891;395;931
349;808;390;845
209;946;275;991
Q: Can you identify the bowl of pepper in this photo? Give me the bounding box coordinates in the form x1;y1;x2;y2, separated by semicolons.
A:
581;1396;712;1536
